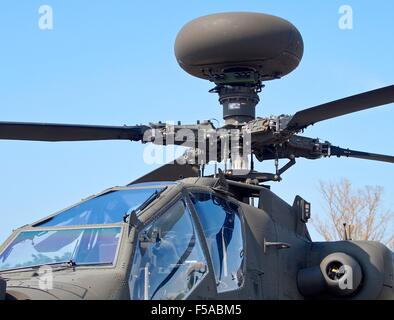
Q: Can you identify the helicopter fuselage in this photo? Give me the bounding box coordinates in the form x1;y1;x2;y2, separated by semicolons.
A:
0;177;392;300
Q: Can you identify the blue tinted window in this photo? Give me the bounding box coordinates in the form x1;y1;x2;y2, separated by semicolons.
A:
36;188;162;227
190;192;244;293
0;227;121;271
129;199;208;300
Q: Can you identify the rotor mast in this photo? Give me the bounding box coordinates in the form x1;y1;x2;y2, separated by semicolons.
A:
209;71;263;125
209;74;263;174
174;12;304;174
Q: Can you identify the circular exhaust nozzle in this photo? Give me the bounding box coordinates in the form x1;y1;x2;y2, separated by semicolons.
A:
298;252;363;298
320;252;363;297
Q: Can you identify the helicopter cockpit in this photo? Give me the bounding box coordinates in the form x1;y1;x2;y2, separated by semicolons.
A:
0;180;245;300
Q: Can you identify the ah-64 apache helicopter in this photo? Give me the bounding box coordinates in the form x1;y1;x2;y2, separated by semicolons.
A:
0;12;393;300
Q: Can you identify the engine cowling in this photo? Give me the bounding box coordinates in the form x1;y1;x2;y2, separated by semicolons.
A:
298;252;362;297
320;252;363;296
298;241;394;299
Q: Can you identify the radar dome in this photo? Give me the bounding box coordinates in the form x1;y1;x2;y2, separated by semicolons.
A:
175;12;304;82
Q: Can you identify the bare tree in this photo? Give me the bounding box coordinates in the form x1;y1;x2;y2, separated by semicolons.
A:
313;179;394;250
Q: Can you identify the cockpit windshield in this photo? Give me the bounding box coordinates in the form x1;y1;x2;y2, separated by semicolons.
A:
0;186;169;272
0;227;121;272
35;187;164;227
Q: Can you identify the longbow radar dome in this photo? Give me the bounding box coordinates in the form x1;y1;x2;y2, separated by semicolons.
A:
174;12;304;82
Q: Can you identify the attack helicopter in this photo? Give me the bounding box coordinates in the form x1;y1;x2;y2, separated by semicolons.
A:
0;12;393;300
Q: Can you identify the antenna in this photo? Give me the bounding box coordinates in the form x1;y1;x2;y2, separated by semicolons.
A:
343;223;349;241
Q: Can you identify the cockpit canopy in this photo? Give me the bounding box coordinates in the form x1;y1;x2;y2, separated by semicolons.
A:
0;181;246;301
0;185;169;272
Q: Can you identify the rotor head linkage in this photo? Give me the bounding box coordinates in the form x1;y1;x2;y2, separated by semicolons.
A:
209;73;263;125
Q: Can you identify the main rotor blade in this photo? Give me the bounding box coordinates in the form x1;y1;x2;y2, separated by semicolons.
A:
330;146;394;163
0;122;149;142
287;85;394;130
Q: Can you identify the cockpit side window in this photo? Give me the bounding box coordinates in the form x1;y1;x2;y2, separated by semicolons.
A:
0;227;122;271
190;192;245;293
128;198;208;300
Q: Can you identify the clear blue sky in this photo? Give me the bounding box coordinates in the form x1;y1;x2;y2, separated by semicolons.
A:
0;0;393;243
